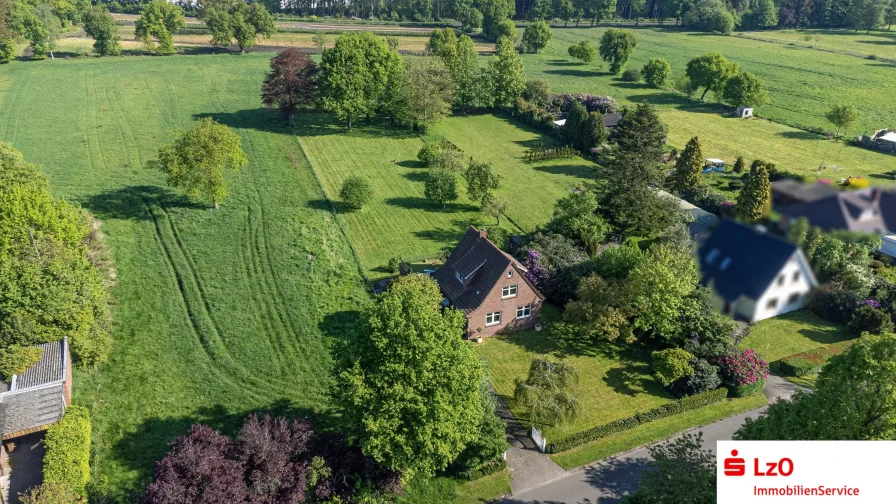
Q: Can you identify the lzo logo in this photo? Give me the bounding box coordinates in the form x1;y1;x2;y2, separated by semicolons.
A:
724;449;794;477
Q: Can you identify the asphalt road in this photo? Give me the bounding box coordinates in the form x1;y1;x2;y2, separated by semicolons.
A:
498;408;764;504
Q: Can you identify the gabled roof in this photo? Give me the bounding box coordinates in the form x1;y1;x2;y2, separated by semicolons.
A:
0;339;68;439
431;227;544;314
602;113;622;128
776;188;890;233
699;219;810;302
771;179;838;204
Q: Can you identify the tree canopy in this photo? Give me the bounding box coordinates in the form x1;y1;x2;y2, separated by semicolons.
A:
735;160;771;222
488;37;526;107
154;118;248;209
82;6;120;56
200;0;276;52
686;52;740;101
621;433;716;503
333;275;485;477
670;136;703;194
642;58;672;87
826;104;859;137
567;39;597;63
261;48;318;123
599;28;637;74
722;72;769;108
135;0;185;54
513;358;580;428
522;19;551;53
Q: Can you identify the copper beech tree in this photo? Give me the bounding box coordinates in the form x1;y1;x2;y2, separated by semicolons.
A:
261;49;319;124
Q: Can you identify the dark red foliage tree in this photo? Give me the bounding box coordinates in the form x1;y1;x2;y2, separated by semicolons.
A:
261;48;319;123
144;424;249;504
235;414;313;504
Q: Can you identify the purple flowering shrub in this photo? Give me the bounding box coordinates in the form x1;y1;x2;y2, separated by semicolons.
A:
715;348;769;388
859;299;881;309
545;93;619;114
523;250;547;287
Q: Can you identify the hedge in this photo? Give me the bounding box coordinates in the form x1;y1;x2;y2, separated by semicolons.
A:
43;406;91;496
778;340;856;377
459;457;507;481
547;387;729;453
729;379;765;398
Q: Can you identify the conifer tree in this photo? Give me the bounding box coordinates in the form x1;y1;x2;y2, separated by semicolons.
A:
733;156;745;174
670;136;702;194
736;160;771;222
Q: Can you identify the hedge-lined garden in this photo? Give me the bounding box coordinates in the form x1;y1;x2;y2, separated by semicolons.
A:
778;340;856;377
43;406;91;496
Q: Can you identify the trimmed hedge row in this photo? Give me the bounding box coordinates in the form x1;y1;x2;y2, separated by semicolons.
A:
547;387;729;453
778;340;856;377
43;406;91;496
459;457;507;481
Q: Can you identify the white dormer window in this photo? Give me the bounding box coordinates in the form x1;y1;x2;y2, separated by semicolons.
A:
502;285;518;298
719;257;732;271
706;248;720;264
508;270;513;278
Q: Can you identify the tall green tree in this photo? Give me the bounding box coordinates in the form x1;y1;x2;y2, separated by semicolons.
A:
452;34;479;110
670;136;703;194
742;0;778;29
599;28;638;73
0;143;113;364
154;118;248;209
642;57;672;87
563;102;588;151
629;243;698;338
82;5;120;56
736;334;896;441
319;32;402;129
12;4;50;59
622;433;716;503
686;52;739;101
480;0;515;40
488;37;525;107
582;111;608;152
722;72;769;108
735;160;771;222
33;4;60;59
567;39;597;63
424;168;459;206
464;160;501;205
522;19;552;52
200;0;276;52
134;0;185;54
847;0;889;31
513;358;580;428
333;275;484;477
886;0;896;28
394;60;454;131
586;0;616;24
826;103;859;137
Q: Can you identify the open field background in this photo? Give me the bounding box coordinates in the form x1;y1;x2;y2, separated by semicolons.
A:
0;54;369;500
736;29;896;61
300;113;596;277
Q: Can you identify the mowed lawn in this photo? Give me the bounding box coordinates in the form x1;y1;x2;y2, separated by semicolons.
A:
299;113;596;277
0;54;370;499
474;328;674;441
740;310;853;363
736;29;896;61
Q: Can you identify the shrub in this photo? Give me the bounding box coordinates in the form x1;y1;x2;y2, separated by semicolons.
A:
339;176;373;210
729;379;764;397
641;58;671;87
522;79;551;106
728;179;744;190
733;156;745;173
0;346;44;381
848;303;894;335
0;37;14;64
807;288;860;325
778;340;855;376
681;358;721;396
418;142;441;165
386;256;402;274
715;348;768;390
652;348;695;386
19;482;85;504
43;406;91;496
567;40;597;63
621;68;641;82
843;176;870;189
524;144;578;162
548;387;727;453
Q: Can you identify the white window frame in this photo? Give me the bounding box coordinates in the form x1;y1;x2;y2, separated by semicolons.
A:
485;311;502;326
766;298;779;310
516;305;532;319
502;285;518;298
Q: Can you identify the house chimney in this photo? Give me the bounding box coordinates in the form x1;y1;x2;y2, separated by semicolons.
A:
478;228;488;239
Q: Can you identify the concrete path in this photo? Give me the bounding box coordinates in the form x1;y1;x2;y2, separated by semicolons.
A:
492;392;567;495
498;375;805;504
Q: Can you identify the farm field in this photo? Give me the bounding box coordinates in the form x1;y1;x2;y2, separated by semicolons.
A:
0;54;370;500
526;26;896;135
736;29;896;61
299;113;596;277
739;310;853;363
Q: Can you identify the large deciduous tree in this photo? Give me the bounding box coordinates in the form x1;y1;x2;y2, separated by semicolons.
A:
0;143;112;364
201;0;276;52
154;118;248;209
452;34;479;110
722;71;769;108
488;37;526;107
642;57;672;87
621;433;716;503
424;168;459;206
522;19;551;52
670;136;703;194
686;52;739;101
394;61;454;131
598;28;637;74
826;103;859;137
629;243;699;339
333;275;484;477
135;1;185;54
567;39;597;63
464;159;501;205
513;358;580;428
319;32;402;129
82;6;120;56
261;48;318;123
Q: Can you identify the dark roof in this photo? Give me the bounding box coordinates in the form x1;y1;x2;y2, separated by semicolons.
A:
602;113;622;128
0;339;68;438
776;188;890;233
431;227;543;314
771;179;838;204
699;219;804;302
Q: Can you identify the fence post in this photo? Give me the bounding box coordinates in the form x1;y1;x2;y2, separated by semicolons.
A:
530;426;547;453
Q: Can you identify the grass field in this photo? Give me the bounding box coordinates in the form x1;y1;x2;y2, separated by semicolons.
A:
739;310;853;363
0;54;371;500
737;29;896;61
299;113;595;277
474;327;674;441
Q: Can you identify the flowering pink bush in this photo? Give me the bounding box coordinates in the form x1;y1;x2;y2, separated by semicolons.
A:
859;299;881;309
716;348;769;387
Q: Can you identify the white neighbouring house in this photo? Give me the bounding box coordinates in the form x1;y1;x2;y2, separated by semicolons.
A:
698;219;817;322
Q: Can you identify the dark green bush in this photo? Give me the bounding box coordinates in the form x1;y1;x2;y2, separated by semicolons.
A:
458;458;506;481
729;379;764;398
848;304;894;335
43;406;91;496
807;288;860;325
418;142;441;165
547;387;728;453
728;179;744;190
621;68;641;82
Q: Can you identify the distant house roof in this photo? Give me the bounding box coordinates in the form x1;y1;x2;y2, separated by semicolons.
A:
705;158;725;164
699;219;812;302
879;131;896;143
776;188;892;233
0;339;68;439
431;227;544;314
771;178;839;205
602;113;622;128
553;119;566;127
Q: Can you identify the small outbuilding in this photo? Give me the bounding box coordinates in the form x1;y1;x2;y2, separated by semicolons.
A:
735;107;753;118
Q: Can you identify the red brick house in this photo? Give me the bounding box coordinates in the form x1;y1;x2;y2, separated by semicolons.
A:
432;227;545;338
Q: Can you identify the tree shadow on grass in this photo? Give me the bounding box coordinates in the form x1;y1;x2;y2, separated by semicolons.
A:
603;365;658;398
544;68;605;78
413;227;466;244
403;171;429;182
581;456;649;503
319;310;367;345
611;81;646;89
513;138;554;149
777;130;824;140
307;198;352;214
533;164;596;179
82;185;206;221
397;159;426;168
385;197;479;213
